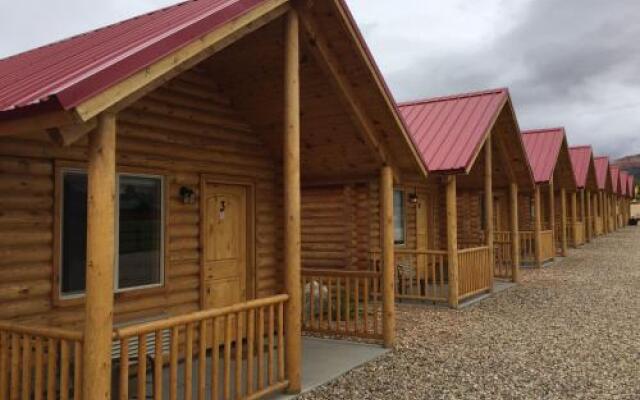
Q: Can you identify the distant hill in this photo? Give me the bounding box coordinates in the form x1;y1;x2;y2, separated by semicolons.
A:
613;154;640;183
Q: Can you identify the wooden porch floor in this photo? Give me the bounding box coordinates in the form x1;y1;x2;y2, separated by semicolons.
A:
121;337;386;400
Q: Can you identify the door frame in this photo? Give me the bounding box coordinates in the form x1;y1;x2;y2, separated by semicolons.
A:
199;174;256;309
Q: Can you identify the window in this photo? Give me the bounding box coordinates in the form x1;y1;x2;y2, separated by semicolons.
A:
59;170;164;297
117;175;164;290
393;190;405;245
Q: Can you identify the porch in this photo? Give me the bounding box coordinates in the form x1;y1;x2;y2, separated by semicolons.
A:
0;295;386;400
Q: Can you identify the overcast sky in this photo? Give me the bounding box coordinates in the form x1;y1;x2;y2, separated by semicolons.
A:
2;0;639;158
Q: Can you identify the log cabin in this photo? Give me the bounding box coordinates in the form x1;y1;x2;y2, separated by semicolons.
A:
619;171;630;226
0;1;430;399
610;166;622;230
627;174;635;221
395;88;534;307
593;156;613;236
568;146;599;244
301;88;534;309
521;128;577;263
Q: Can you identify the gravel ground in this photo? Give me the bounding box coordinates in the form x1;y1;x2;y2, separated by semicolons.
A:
299;227;640;400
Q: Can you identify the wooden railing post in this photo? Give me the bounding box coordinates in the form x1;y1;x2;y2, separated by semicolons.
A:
484;137;494;291
548;179;555;255
283;9;301;393
380;166;395;348
560;187;568;256
586;189;592;241
571;191;579;246
534;185;542;268
509;182;520;283
446;176;459;307
83;112;116;400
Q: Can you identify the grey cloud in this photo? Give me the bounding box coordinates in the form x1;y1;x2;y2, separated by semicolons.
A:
383;0;640;157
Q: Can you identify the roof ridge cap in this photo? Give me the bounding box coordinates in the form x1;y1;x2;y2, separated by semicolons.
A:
398;87;508;108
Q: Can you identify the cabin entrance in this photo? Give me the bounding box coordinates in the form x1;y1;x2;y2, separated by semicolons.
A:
202;182;248;310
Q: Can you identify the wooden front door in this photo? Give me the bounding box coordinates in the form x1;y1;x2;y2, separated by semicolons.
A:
202;183;247;310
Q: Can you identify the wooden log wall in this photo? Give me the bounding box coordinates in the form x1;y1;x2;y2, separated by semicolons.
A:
301;180;444;272
0;68;283;323
301;184;370;270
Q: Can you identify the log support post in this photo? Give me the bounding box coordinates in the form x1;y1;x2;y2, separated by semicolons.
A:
283;9;301;393
484;137;494;291
82;112;117;400
380;166;395;347
580;189;587;241
560;188;568;257
446;176;459;308
548;180;555;256
509;182;520;283
571;191;579;247
534;185;542;268
593;192;599;236
586;190;592;241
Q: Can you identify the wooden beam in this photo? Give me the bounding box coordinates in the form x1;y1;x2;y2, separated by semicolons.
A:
446;176;459;307
484;137;494;291
548;179;555;256
74;0;290;121
580;189;587;240
0;110;77;137
283;10;301;394
295;5;401;181
571;191;579;247
534;184;542;268
48;118;97;146
560;188;568;257
585;190;592;242
510;182;520;282
82;113;116;400
380;165;395;347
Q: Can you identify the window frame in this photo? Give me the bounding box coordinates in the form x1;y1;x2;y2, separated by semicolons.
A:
115;172;166;294
53;162;168;305
393;188;407;247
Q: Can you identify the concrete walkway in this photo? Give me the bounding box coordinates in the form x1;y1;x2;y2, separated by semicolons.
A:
269;337;388;399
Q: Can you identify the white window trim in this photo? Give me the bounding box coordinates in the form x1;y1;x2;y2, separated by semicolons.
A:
58;169;166;299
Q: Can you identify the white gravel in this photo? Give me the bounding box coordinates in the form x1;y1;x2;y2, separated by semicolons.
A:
298;227;640;399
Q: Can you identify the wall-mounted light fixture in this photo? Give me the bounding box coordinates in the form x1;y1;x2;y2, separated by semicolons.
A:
180;186;196;204
408;193;418;205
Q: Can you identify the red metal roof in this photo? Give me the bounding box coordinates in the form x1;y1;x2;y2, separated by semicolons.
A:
620;171;628;196
521;128;565;184
610;166;620;194
569;146;593;188
0;0;267;115
593;156;610;191
398;88;509;173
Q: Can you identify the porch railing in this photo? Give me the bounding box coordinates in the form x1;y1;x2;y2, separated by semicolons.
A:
520;231;536;263
369;249;449;303
301;269;383;340
493;231;513;279
539;230;555;262
0;322;84;400
570;221;585;246
458;246;492;300
114;294;289;400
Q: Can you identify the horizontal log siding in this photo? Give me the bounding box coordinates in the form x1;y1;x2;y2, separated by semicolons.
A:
0;69;282;323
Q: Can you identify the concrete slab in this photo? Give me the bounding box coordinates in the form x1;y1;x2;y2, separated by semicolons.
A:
267;337;388;399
